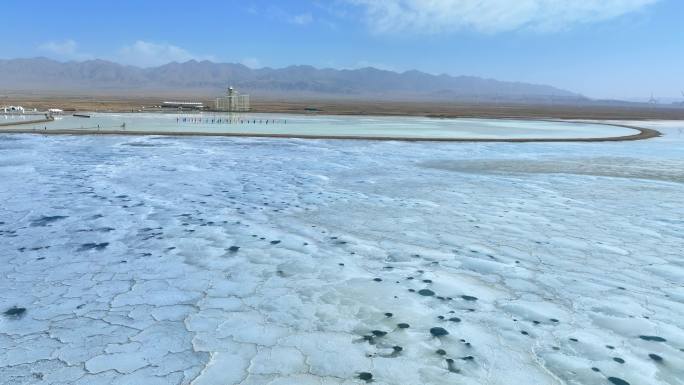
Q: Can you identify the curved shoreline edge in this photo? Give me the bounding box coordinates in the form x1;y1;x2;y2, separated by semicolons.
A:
0;120;661;143
0;116;54;127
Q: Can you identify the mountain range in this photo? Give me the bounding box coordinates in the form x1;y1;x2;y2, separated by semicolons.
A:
0;57;584;102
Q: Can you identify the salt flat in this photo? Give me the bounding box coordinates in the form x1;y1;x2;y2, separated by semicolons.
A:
6;113;638;140
1;121;683;385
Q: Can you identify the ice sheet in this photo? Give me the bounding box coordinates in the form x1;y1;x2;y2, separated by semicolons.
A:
1;120;683;385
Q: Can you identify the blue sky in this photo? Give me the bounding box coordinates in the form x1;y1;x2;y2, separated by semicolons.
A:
1;0;682;99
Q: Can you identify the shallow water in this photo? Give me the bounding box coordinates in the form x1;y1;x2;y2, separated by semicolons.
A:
0;120;683;385
18;112;637;139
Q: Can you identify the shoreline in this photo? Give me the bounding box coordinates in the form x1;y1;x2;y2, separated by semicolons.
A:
0;120;661;143
0;116;53;127
6;97;684;121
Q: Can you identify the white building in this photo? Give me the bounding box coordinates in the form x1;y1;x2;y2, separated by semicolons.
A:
161;101;205;110
2;106;24;114
215;87;250;112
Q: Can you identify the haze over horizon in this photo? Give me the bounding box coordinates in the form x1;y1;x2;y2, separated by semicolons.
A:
1;0;682;100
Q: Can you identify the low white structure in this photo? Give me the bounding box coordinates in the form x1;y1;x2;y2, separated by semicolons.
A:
2;106;24;114
162;101;205;110
215;87;250;112
48;108;63;115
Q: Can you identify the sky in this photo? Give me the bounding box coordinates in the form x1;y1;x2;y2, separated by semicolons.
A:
0;0;682;100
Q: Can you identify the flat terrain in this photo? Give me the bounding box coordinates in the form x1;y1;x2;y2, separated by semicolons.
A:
0;113;661;142
5;95;684;120
1;120;683;385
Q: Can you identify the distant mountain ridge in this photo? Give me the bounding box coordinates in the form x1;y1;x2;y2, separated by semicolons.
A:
0;57;584;101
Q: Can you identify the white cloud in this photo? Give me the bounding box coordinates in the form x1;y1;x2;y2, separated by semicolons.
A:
117;41;214;67
290;12;314;25
264;6;315;26
347;0;660;34
38;40;92;60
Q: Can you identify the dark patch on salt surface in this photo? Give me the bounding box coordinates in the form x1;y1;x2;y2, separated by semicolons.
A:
608;377;631;385
639;335;666;342
122;142;159;147
397;323;410;329
461;295;478;301
591;367;601;372
270;240;281;245
228;246;240;252
430;327;449;337
371;330;387;337
449;317;461;323
30;215;67;227
446;358;460;373
436;349;447;355
384;313;393;318
358;372;373;382
569;338;579;342
77;242;109;251
418;289;435;296
3;306;26;319
648;353;663;362
373;278;382;282
613;357;625;364
521;331;529;336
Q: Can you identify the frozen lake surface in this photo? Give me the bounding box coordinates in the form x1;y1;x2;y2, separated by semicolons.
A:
16;112;639;139
1;120;683;385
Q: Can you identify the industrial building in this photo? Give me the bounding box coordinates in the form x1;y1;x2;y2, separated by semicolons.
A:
215;87;250;112
161;101;206;110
